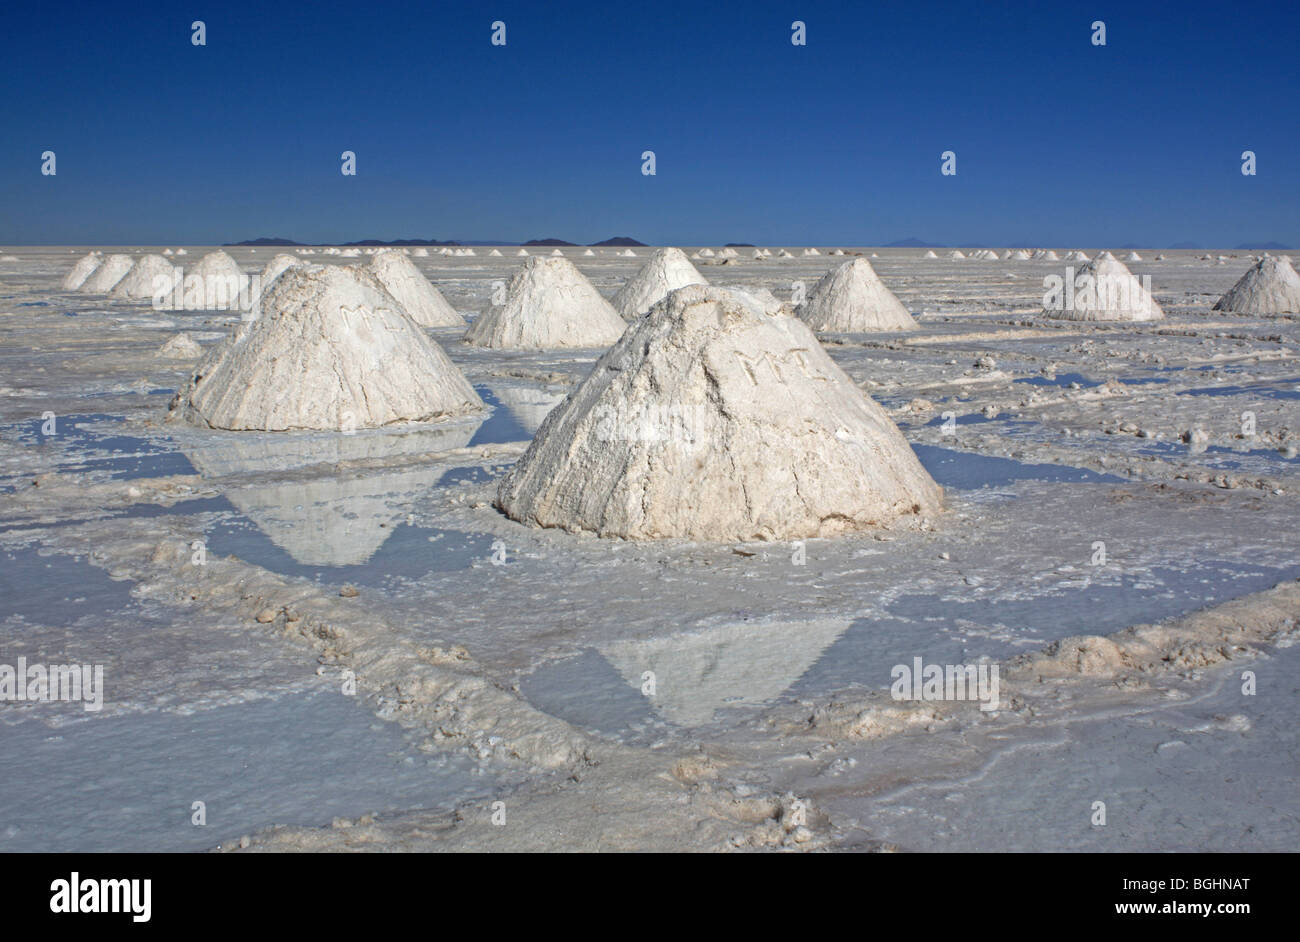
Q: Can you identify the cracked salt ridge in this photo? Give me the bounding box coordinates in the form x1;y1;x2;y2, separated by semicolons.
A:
789;560;1300;702
0;689;494;853
823;642;1300;852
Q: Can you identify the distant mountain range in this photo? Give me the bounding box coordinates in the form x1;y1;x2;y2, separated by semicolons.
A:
229;236;649;248
226;235;1292;251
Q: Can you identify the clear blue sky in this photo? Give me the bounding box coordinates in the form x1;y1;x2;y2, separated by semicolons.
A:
2;0;1296;246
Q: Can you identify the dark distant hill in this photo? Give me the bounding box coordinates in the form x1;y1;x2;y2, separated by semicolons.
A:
524;238;577;246
589;236;645;246
1170;242;1202;250
724;243;755;247
885;237;944;248
226;237;462;246
229;237;303;246
1235;241;1292;251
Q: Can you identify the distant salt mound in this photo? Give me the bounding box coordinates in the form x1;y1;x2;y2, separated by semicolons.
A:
259;253;300;290
948;250;966;260
369;249;464;327
831;249;846;256
157;333;203;359
1013;249;1031;260
1064;250;1091;262
193;250;249;292
516;248;529;257
752;249;765;259
923;250;938;259
80;254;136;292
802;247;821;256
620;249;637;257
717;248;739;258
495;284;942;541
175;248;187;256
340;248;362;257
582;248;595;257
796;257;916;332
1041;250;1060;260
488;249;502;257
1125;251;1143;262
63;251;103;290
1002;249;1015;260
465;255;626;349
550;248;564;257
412;247;429;257
611;247;708;319
110;254;179;301
1044;253;1163;322
699;248;715;257
1213;255;1300;314
163;248;174;256
173;264;481;431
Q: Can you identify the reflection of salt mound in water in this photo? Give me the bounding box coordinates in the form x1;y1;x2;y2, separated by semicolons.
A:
465;256;626;349
1213;255;1300;314
1044;252;1164;322
80;254;135;292
174;264;483;430
110;254;178;301
487;384;568;434
796;257;916;332
496;285;942;541
369;249;464;327
182;421;481;566
63;251;103;290
611;247;708;319
599;619;848;727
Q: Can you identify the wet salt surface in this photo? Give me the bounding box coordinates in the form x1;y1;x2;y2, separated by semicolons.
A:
0;689;493;853
0;545;135;622
829;642;1300;852
2;413;195;481
912;444;1122;488
203;516;493;587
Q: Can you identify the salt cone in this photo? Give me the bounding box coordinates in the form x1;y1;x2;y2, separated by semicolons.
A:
465;255;626;349
796;257;917;332
610;247;707;319
495;285;942;541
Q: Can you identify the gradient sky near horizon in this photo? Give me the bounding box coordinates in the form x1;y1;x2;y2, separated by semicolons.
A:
2;0;1297;247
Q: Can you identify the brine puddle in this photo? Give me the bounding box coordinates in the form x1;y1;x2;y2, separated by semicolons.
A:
2;413;195;480
0;688;497;852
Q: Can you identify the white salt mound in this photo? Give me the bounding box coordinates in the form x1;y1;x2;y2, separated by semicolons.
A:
1044;252;1163;322
611;247;708;319
412;247;429;257
550;248;564;257
259;253;301;290
62;251;103;290
516;248;529;257
495;284;942;541
802;248;821;256
699;248;715;257
173;264;482;431
796;257;916;332
369;249;464;327
1213;255;1300;314
192;250;249;294
923;250;938;259
110;254;179;301
620;249;637;258
583;248;595;257
157;333;203;359
80;254;136;292
948;250;966;259
489;249;503;257
1125;251;1143;261
465;255;627;349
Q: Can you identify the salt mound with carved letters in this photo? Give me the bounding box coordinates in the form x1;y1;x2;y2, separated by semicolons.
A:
495;284;942;541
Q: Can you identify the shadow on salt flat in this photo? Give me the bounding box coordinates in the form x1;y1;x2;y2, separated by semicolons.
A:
0;688;494;853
